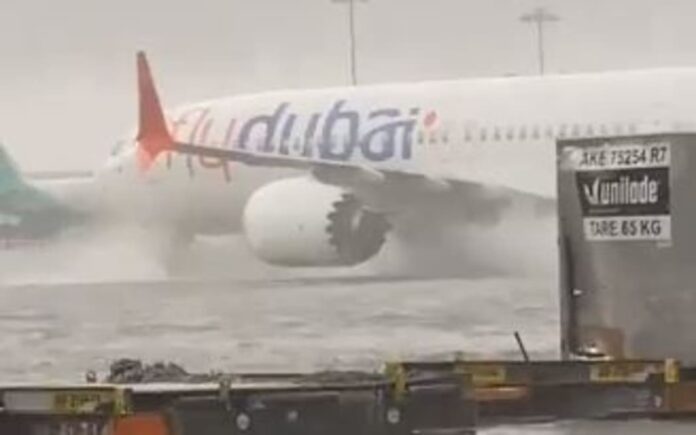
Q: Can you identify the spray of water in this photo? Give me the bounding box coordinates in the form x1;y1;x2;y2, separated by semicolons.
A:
368;200;558;279
0;226;169;285
0;198;558;285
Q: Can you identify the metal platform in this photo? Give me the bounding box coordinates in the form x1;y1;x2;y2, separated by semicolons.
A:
4;358;696;434
0;363;476;435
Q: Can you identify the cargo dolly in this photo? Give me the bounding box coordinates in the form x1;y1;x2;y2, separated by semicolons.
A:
0;364;476;435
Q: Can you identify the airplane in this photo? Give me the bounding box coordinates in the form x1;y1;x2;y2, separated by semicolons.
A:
3;52;695;271
124;52;695;268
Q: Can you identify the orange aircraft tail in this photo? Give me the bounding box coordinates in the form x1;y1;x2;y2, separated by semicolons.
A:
135;51;174;171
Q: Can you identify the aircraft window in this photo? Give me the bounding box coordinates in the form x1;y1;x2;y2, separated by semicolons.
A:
519;126;527;141
441;131;449;144
480;128;487;142
571;124;580;137
599;124;609;136
505;127;515;141
493;127;501;141
628;123;637;134
417;131;425;145
614;124;624;135
586;125;595;137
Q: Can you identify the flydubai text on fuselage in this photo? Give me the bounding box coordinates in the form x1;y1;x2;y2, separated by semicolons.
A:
170;99;426;163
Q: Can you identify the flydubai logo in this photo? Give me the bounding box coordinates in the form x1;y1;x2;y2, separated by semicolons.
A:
173;100;438;164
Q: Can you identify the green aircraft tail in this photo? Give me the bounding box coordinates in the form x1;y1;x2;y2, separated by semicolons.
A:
0;143;23;195
0;143;76;230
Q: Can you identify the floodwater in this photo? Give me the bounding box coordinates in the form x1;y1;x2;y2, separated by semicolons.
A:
0;276;558;381
0;239;693;434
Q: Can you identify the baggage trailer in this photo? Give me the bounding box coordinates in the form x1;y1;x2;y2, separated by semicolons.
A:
0;369;476;435
393;358;695;421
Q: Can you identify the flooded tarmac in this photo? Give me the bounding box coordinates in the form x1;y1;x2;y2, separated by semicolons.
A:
0;237;691;434
2;275;693;433
0;276;558;382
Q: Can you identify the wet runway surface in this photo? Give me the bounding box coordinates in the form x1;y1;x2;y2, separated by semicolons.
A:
0;276;558;382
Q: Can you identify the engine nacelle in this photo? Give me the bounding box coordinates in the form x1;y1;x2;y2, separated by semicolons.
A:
243;177;390;267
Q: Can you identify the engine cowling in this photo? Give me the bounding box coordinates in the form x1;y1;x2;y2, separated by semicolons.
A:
243;177;390;267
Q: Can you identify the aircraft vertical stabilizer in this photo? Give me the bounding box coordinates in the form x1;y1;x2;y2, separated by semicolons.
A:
136;51;175;170
0;143;23;195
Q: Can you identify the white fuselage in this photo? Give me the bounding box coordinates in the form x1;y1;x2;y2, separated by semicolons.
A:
97;68;696;235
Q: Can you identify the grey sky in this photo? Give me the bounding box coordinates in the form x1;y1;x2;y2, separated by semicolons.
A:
2;0;696;170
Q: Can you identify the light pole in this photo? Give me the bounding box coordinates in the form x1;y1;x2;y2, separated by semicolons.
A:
331;0;367;85
520;7;560;75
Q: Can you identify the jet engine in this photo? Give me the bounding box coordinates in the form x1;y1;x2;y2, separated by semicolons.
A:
243;177;390;267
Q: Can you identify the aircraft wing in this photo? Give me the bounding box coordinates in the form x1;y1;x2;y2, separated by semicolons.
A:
176;141;552;218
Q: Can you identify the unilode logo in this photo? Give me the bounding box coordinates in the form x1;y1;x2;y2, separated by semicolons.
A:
172;100;438;163
576;168;669;216
582;175;660;207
